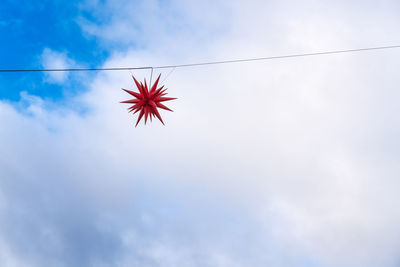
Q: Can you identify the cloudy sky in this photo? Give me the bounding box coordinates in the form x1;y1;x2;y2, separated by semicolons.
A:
1;0;400;266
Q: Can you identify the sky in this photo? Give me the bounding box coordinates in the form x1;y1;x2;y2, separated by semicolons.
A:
1;0;400;266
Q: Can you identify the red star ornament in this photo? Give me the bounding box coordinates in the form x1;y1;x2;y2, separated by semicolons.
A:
121;74;177;126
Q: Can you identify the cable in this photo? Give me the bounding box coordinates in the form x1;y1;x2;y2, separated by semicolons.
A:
0;45;399;73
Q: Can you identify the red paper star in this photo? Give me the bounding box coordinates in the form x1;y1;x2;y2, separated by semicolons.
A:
121;74;176;126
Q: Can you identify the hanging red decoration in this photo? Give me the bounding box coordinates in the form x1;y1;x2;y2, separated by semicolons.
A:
121;74;177;126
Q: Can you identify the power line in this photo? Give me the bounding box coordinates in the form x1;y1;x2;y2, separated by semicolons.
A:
0;45;399;73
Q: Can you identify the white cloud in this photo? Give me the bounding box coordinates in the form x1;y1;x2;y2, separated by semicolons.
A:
1;0;400;266
40;48;75;84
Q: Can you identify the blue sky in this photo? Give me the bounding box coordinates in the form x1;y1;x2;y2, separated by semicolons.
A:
0;0;108;100
1;0;400;266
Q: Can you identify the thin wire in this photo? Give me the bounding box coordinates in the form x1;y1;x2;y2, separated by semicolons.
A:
149;67;153;88
0;45;399;73
160;67;176;84
158;45;400;69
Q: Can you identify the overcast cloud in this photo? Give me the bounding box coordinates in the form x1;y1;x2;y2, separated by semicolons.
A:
1;0;400;266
